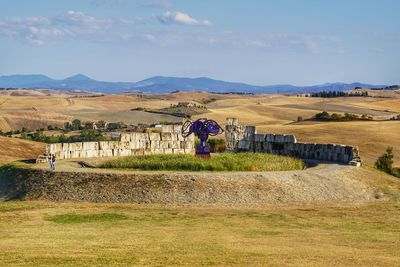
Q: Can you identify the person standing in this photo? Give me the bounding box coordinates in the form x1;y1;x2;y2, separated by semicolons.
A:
51;154;56;171
48;154;53;170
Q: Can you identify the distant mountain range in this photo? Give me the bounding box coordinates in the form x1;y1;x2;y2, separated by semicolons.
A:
0;74;388;94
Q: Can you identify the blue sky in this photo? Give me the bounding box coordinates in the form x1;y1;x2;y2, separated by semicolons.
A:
0;0;399;85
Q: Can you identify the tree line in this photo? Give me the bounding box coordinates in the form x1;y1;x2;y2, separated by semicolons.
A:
309;91;368;98
313;111;373;122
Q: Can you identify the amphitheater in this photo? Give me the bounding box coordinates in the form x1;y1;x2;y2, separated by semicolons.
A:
38;118;361;165
0;118;382;207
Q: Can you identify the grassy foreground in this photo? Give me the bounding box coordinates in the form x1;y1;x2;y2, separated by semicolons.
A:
98;153;304;171
0;200;399;266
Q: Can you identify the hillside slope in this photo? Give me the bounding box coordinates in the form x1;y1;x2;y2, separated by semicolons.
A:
2;161;398;206
0;137;45;164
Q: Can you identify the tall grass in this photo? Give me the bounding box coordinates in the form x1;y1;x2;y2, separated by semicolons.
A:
98;153;304;172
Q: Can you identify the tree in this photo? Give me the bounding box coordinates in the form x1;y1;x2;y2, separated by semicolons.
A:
79;130;104;141
315;111;330;120
64;122;72;130
71;119;81;131
297;116;303;122
375;147;394;175
107;122;123;131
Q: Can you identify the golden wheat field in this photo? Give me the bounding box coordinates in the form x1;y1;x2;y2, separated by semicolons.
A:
0;89;399;165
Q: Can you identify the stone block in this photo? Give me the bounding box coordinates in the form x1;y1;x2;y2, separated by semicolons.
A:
161;125;174;133
265;134;274;142
150;140;160;149
119;149;131;157
82;142;98;151
53;143;63;153
275;135;284;143
173;125;182;133
255;142;263;152
101;150;113;157
226;118;238;126
177;134;186;141
161;133;173;141
170;134;179;141
75;142;84;151
185;134;195;143
160;140;170;149
149;133;161;141
238;140;250;150
86;150;99;158
184;148;194;154
133;149;145;156
163;148;173;154
254;134;266;142
152;148;163;154
284;135;296;143
120;134;131;142
61;143;69;152
245;126;256;138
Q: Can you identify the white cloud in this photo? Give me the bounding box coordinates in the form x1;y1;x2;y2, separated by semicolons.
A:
0;10;342;55
158;11;212;26
0;10;141;45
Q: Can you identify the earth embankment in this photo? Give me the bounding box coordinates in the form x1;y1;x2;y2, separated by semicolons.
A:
2;161;397;206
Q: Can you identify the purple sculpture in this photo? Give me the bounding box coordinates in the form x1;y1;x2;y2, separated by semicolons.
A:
182;118;224;157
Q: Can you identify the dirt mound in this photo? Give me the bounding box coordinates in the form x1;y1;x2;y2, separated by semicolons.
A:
0;137;45;164
2;162;398;206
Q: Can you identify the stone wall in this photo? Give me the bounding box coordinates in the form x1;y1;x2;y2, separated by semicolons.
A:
225;118;360;164
46;125;195;160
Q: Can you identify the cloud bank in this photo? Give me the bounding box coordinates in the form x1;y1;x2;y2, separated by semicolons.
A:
0;10;342;54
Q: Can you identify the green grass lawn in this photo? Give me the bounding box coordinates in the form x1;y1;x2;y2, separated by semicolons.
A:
0;200;399;266
98;153;304;171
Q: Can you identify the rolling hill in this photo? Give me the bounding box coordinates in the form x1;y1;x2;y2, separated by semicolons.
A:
0;136;45;164
0;74;388;94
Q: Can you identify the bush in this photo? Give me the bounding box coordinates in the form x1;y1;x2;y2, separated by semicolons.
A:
107;122;124;131
375;147;395;175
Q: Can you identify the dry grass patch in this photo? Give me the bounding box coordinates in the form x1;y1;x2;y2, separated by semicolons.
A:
46;213;129;224
0;201;399;266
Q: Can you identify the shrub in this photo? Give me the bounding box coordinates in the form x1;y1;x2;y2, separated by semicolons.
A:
107;122;124;131
375;147;394;175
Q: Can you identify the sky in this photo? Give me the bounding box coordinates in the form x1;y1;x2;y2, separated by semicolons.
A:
0;0;399;85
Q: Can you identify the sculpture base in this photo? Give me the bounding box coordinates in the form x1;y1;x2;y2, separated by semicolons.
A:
195;154;211;159
195;144;210;159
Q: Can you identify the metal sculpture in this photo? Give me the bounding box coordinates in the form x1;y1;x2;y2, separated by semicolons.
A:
182;118;224;157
